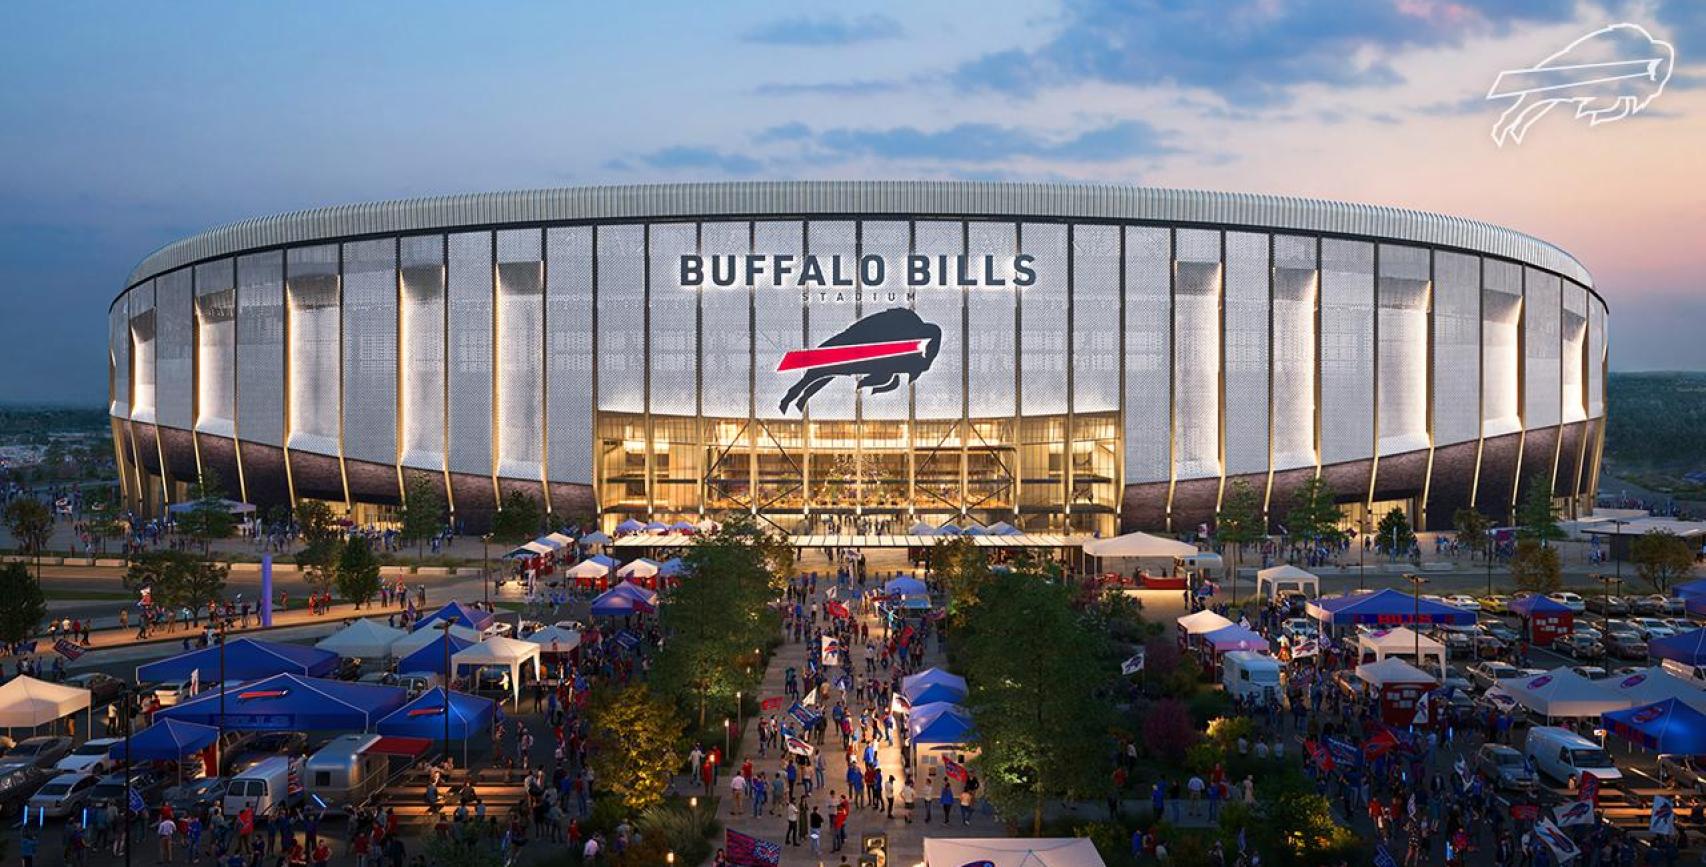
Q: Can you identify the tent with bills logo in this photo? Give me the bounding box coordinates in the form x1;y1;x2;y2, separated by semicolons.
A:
1494;667;1631;720
158;673;408;731
923;837;1106;867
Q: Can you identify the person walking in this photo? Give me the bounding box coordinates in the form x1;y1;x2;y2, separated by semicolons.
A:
784;800;800;846
939;781;954;826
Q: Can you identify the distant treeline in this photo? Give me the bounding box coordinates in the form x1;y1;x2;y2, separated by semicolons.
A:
0;405;110;439
1605;372;1706;471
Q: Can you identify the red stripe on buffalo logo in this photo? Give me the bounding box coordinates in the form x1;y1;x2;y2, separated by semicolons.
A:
776;339;929;372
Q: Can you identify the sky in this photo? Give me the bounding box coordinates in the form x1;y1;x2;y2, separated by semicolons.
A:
1;0;1701;405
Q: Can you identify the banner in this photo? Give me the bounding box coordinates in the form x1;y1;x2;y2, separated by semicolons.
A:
613;629;640;649
825;599;851;620
787;703;822;730
1325;736;1362;769
725;829;783;867
53;638;84;661
1553;800;1595;827
1121;650;1146;676
1577;772;1599;806
784;735;816;758
1651;795;1676;837
760;696;785;712
890;693;912;715
1290;639;1318;659
1532;818;1581;862
942;757;969;782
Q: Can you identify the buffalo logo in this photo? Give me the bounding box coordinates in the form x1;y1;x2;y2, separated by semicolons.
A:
1527;675;1552;689
1487;23;1675;147
776;307;940;413
1631;703;1666;724
1620;673;1647;688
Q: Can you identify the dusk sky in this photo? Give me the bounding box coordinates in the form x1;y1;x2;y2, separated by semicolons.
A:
2;0;1701;405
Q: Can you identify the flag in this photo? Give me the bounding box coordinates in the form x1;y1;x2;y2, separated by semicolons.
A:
613;630;640;649
942;757;968;782
787;703;822;729
1533;818;1581;862
890;692;912;714
1373;844;1398;867
1290;639;1318;659
760;696;784;712
53;639;84;661
1554;800;1595;827
1650;795;1676;836
825;599;851;619
725;829;782;867
1577;771;1599;806
1410;699;1429;726
127;786;145;815
784;735;816;758
1453;757;1469;781
189;667;200;695
1121;650;1146;676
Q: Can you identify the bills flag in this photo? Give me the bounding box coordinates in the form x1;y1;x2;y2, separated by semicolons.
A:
943;757;969;782
1533;818;1581;861
53;639;84;661
785;735;816;758
1121;650;1146;676
1554;799;1595;827
725;829;782;867
1651;795;1675;836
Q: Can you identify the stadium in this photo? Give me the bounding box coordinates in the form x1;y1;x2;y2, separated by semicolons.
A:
107;182;1607;536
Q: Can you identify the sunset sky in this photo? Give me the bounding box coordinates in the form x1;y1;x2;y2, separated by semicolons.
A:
1;0;1700;403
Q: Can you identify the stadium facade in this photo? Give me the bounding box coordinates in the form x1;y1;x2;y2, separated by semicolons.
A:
108;182;1607;536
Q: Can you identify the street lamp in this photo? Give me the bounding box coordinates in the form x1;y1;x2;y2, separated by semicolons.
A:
121;685;133;867
724;718;732;756
438;620;455;761
1609;518;1628;590
481;533;493;605
1404;573;1428;671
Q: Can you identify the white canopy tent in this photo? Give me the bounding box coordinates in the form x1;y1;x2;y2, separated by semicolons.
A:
923;837;1107;867
506;540;552;558
1083;531;1197;559
524;625;582;654
1355;657;1439;688
390;623;483;659
1495;667;1632;720
315;619;408;659
0;675;92;730
452;635;542;706
1176;609;1234;636
1606;667;1706;712
543;532;576;548
1256;564;1320;600
1356;627;1448;678
616;558;660;579
566;559;615;580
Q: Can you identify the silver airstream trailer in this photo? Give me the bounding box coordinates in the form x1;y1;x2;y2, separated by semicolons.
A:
304;734;389;809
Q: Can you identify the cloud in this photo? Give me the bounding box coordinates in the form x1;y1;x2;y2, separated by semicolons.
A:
752;79;905;97
757;123;812;142
629;146;762;175
742;14;903;46
810;119;1177;163
951;0;1579;105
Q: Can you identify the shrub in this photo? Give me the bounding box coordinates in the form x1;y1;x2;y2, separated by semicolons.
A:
1140;698;1199;763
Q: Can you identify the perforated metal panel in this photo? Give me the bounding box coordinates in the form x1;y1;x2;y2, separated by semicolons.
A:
155;268;194;431
546;227;594;484
446;232;493;476
914;221;964;420
860;221;911;421
805;221;858;420
399;236;445;470
1320;239;1374;465
1019;223;1067;417
753;221;804;419
647;223;697;418
130;281;156;422
1124;227;1169;484
1432;252;1480;446
1377;244;1429;456
286;245;340;455
1223;231;1268;476
966;221;1016;419
194;259;236;437
342;239;397;467
1524;268;1561;429
1483;260;1522;438
1271;235;1316;471
235;253;283;446
1588;301;1605;418
1561;281;1587;424
496;229;544;478
109;296;129;418
596;225;645;415
698;222;751;420
1173;228;1220;480
1072;224;1121;415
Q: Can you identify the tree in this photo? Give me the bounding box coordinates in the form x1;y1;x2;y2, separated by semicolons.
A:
1284;476;1345;557
1632;529;1696;594
1214;479;1265;599
1515;475;1565;546
930;536;993;616
586;685;685;811
651;518;779;727
488;490;542;545
1373;507;1416;561
293;499;339;547
1453;507;1491;561
296;537;340;597
3;497;53;581
175;470;236;557
177;559;228;612
83;486;126;557
0;562;47;646
123;549;223;611
335;537;383;608
1140;697;1199;762
397;477;446;561
1510;538;1562;593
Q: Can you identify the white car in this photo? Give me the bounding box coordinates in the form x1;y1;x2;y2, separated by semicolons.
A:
1546;592;1586;614
1633;618;1678;641
24;772;98;819
53;738;122;776
1571;623;1604;641
1443;594;1479;610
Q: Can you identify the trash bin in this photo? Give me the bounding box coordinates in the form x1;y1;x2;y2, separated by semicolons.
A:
861;832;887;867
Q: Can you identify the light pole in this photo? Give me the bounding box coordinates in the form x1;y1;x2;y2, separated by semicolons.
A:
481;533;493;606
438;620;455;761
1609;519;1628;591
215;614;226;772
121;686;133;867
1405;572;1428;671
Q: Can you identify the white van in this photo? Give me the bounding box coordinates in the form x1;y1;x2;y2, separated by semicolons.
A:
1222;651;1282;704
222;756;304;815
1524;726;1623;788
1660;658;1706;688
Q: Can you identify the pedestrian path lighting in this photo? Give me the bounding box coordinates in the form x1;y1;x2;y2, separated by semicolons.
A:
724;717;732;755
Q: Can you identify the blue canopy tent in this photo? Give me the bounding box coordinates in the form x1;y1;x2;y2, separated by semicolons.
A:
656;558;688;577
901;668;968;707
413;601;495;633
884;577;927;596
614;519;646;534
1689;596;1706;619
1509;594;1572;618
590;588;656;617
1604;698;1706;754
109;719;220;761
643;521;668;532
1306;588;1478;627
159;674;408;731
907;701;975;745
397;631;478;677
935;524;963;536
136;637;340;683
1650;628;1706;666
1672;579;1706;599
375;688;496;741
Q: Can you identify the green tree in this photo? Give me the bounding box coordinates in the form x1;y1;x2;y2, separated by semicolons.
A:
123;549;223;610
1453;507;1491;561
1284;476;1346;557
3;497;53;581
1373;507;1416;561
1515;475;1565;545
586;685;685;812
177;559;228;612
0;562;47;645
397;477;446;561
1214;479;1265;599
488;490;543;545
335;537;383;608
83;486;126;557
293;499;339;547
1631;529;1696;594
175;470;236;557
296;537;340;597
961;569;1113;835
1510;538;1562;593
930;536;993;616
651;518;778;727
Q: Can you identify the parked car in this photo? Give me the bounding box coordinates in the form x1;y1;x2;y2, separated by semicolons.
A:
1633;595;1680;616
1633;618;1678;641
1434;629;1474;657
1443;594;1479;610
1467;661;1523;691
1280;618;1317;643
54;738;123;775
25;772;98;819
332;657;363;681
1603;631;1644;655
1586;595;1630;616
1483;622;1522;644
1474;744;1538;793
155;678;215;708
1474;635;1510;659
1;737;72;769
89;769;163;809
226;733;309;775
1572;623;1604;641
63;673;127;706
1546;592;1587;614
1441;665;1473;694
1570;666;1609;680
0;764;50;817
1659;755;1706;792
1332;670;1369;700
1556;635;1605;660
162;777;228;816
1480;595;1512;614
